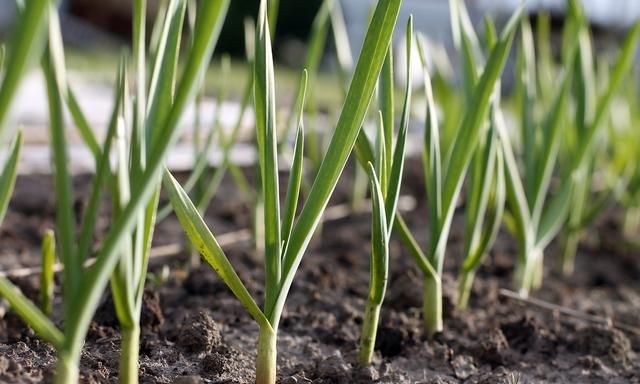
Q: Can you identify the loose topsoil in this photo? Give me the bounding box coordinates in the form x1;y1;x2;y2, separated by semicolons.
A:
0;159;638;383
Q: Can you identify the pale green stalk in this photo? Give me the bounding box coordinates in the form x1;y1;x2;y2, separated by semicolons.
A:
359;18;412;363
0;2;230;384
40;230;56;317
416;8;519;335
164;1;404;382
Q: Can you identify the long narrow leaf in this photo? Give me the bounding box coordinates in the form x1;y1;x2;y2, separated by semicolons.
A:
76;62;126;262
417;35;443;244
43;37;79;304
0;0;48;134
0;278;64;349
0;130;22;224
66;0;230;349
66;89;101;160
366;162;389;304
530;72;571;226
385;17;412;230
281;71;308;250
572;20;640;170
163;170;271;329
255;0;282;314
379;47;394;179
275;0;404;326
147;0;187;147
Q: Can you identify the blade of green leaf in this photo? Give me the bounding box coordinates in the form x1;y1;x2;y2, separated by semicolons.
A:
0;277;64;349
366;162;389;304
379;46;394;177
110;112;136;328
535;180;574;249
0;130;22;224
441;9;520;221
281;70;308;250
385;17;412;230
572;20;640;171
162;169;272;330
67;88;100;161
255;0;282;315
493;102;531;252
464;127;498;261
43;38;79;306
530;71;571;227
417;34;443;243
65;0;230;351
374;111;387;189
75;61;126;262
147;0;187;147
0;0;48;135
274;0;404;327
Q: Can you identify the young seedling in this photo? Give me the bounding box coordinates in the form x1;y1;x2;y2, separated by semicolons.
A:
40;229;56;317
496;13;575;294
0;0;47;361
501;4;640;294
410;11;518;336
557;2;640;274
0;0;47;227
457;122;505;310
347;1;518;337
358;18;412;365
445;1;506;311
163;0;403;382
0;1;230;382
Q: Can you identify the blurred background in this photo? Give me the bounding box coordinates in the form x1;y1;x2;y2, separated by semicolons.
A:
2;0;640;173
2;0;640;64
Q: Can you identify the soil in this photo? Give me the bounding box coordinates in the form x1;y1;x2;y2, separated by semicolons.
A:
0;158;639;383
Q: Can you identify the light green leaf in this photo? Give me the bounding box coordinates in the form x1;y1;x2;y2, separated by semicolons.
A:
275;0;404;326
385;16;413;230
43;29;79;302
281;71;308;251
0;0;48;135
66;0;230;350
530;71;571;227
162;169;271;330
0;277;64;349
379;47;394;178
147;0;187;147
0;130;22;225
255;0;282;314
365;162;389;305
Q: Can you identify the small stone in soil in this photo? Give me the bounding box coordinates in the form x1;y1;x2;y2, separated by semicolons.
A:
377;371;412;384
352;364;379;382
173;375;203;384
500;315;543;352
450;355;477;380
576;326;632;363
315;354;351;382
201;352;227;375
177;311;222;354
479;327;509;365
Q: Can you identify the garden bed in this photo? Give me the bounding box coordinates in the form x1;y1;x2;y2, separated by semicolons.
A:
1;159;638;383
